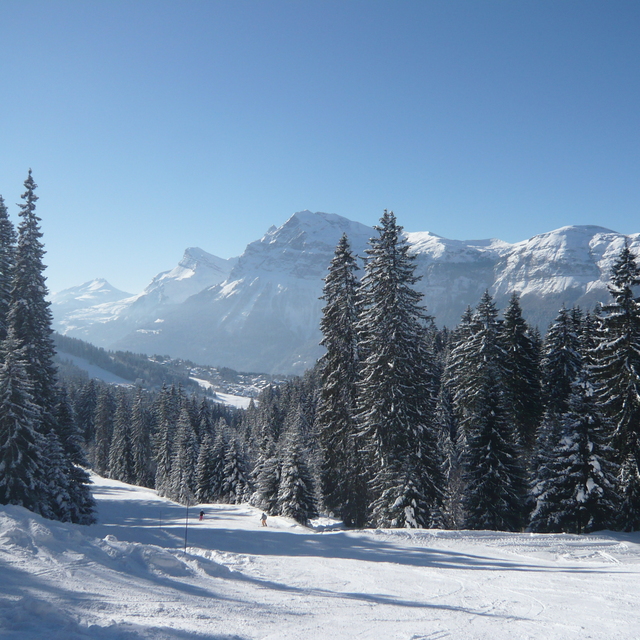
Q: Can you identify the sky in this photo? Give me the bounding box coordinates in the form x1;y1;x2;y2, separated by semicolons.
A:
1;1;639;294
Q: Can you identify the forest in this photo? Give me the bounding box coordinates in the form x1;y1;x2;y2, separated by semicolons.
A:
1;174;639;535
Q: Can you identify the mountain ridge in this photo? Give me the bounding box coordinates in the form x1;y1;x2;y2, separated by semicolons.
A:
51;212;638;374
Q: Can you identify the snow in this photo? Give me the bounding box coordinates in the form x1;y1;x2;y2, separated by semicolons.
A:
56;351;133;385
189;377;254;409
1;474;640;639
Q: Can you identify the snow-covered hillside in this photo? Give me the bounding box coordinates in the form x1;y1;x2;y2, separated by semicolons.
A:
51;211;640;374
1;475;639;639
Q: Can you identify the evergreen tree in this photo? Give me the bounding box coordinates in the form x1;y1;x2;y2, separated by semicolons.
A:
195;432;218;503
0;194;16;343
450;292;527;531
530;371;619;533
8;171;58;437
130;388;154;488
250;435;280;514
316;234;367;527
221;434;249;504
276;428;317;525
502;293;542;450
154;385;178;497
591;244;640;530
167;404;199;504
0;328;47;514
356;210;443;528
109;391;134;484
92;386;115;476
75;379;98;443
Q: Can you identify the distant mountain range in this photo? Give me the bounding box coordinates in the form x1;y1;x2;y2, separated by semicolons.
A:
51;211;637;375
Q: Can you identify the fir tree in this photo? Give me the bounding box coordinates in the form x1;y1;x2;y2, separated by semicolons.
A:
591;244;640;530
221;434;249;504
109;391;134;484
0;328;47;515
451;292;527;531
92;386;115;476
356;210;443;528
8;171;59;438
502;293;542;450
0;194;16;343
167;404;199;504
130;388;154;488
316;234;366;527
276;428;317;525
530;372;619;533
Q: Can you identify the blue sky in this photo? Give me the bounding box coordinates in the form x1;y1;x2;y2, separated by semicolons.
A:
1;1;639;293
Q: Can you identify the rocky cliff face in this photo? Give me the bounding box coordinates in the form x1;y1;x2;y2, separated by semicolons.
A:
51;211;640;374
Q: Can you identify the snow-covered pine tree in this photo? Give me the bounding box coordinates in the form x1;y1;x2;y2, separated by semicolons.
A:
75;379;98;443
221;433;249;505
0;194;16;343
502;293;542;451
0;327;47;514
154;385;178;497
108;390;134;484
130;388;154;488
591;244;640;530
166;403;199;504
530;370;619;533
451;291;527;531
92;386;115;476
54;385;96;523
541;305;583;418
356;210;443;528
8;171;59;439
276;425;318;525
250;434;280;514
195;432;216;503
316;233;367;527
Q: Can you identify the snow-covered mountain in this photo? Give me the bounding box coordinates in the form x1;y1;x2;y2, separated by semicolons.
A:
51;211;640;374
52;247;237;348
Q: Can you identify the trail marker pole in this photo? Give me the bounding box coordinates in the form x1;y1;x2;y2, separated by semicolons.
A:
184;499;189;553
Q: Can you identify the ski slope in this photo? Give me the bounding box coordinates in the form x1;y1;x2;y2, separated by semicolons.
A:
1;475;639;639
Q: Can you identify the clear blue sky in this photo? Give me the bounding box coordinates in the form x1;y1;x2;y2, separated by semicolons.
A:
1;1;639;294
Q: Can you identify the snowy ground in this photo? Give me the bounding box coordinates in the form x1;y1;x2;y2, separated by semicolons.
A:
1;476;639;639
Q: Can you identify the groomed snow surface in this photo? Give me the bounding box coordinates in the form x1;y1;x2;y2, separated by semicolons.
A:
1;476;639;639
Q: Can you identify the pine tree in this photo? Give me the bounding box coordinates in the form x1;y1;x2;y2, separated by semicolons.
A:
221;434;249;504
154;385;178;497
8;171;59;438
250;435;280;514
356;210;443;528
167;404;199;504
75;379;98;443
195;432;218;503
0;328;47;514
502;293;542;450
92;386;115;476
276;428;317;525
130;388;154;488
530;371;619;533
0;194;16;343
109;391;134;484
591;244;640;530
316;234;366;526
450;292;527;531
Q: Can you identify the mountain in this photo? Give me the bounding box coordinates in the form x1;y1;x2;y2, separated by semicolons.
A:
51;211;639;375
52;247;237;348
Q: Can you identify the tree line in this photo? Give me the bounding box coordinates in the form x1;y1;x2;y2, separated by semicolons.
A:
3;187;640;534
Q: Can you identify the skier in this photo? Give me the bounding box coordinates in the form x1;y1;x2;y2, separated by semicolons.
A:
260;513;267;527
199;510;205;521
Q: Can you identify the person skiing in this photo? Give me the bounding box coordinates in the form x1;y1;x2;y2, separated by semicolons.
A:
260;513;267;527
199;510;205;521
